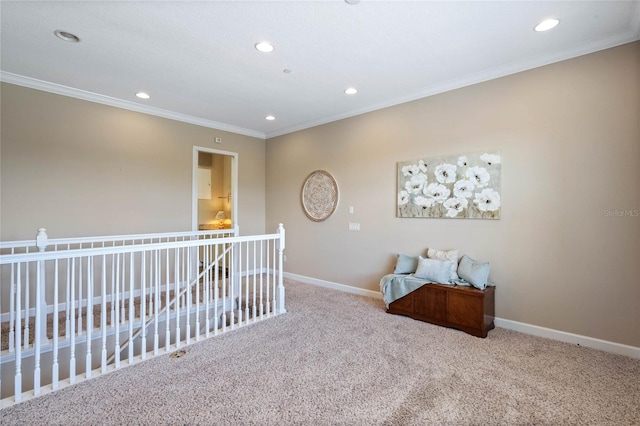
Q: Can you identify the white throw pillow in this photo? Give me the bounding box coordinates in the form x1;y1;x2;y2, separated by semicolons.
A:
427;248;459;281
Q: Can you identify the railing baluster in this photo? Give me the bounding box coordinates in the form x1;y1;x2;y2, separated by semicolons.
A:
214;244;219;334
110;254;115;333
244;242;256;322
120;248;126;325
221;243;227;333
140;251;146;360
195;244;201;341
78;258;83;336
70;257;76;384
174;248;181;348
128;252;134;363
34;259;42;395
165;248;171;351
204;242;210;338
23;263;29;350
259;240;264;320
148;250;154;326
185;246;191;345
65;258;71;339
101;254;108;373
86;256;93;379
153;249;160;355
114;253;121;368
9;253;15;352
14;263;22;402
272;239;277;315
53;258;60;390
277;224;286;314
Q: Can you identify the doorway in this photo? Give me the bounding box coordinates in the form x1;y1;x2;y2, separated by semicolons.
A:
193;146;237;232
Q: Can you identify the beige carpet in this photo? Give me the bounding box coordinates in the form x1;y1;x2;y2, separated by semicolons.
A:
1;279;638;425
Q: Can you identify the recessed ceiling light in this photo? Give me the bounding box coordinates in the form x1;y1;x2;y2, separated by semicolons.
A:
136;92;150;99
265;115;276;121
255;42;274;53
534;18;560;32
345;88;358;95
54;30;80;43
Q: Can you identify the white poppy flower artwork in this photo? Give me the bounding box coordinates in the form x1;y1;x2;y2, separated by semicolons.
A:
405;173;428;194
398;190;410;205
444;197;469;217
434;163;457;184
480;153;502;165
424;182;450;202
402;164;420;177
474;188;501;212
397;149;501;219
453;179;475;198
414;196;436;209
466;166;491;188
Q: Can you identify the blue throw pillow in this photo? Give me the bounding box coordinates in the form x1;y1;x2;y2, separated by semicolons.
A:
393;254;418;274
457;255;491;290
414;257;454;284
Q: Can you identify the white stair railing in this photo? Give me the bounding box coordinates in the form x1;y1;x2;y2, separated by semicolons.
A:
0;224;285;407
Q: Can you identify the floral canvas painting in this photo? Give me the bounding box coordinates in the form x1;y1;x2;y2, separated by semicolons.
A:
397;150;501;219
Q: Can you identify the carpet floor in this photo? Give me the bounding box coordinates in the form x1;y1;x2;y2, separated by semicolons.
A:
1;279;638;425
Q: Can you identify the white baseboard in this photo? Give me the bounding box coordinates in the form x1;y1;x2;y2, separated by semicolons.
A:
283;272;383;299
284;272;640;360
494;318;640;359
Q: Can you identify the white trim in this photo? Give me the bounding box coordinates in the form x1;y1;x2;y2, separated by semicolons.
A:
494;318;640;360
265;36;640;139
4;23;638;142
287;273;640;360
0;71;265;139
283;272;383;299
192;146;239;233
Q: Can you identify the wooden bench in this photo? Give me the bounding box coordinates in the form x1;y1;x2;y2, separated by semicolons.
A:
387;283;495;338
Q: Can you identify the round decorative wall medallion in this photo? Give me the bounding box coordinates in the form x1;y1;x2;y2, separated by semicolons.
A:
301;170;339;222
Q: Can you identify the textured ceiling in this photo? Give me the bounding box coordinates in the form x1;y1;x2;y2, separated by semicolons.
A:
1;1;639;139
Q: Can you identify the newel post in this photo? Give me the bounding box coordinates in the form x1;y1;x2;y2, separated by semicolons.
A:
276;223;286;314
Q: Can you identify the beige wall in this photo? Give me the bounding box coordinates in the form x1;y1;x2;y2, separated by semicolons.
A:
266;42;640;347
0;83;266;240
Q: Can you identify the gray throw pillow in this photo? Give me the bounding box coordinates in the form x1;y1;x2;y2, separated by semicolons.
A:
414;257;454;284
457;255;490;290
394;253;418;274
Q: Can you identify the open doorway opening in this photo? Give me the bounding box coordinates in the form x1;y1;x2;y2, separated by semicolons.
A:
193;146;238;232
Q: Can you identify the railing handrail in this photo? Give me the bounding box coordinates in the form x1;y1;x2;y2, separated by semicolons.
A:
0;228;236;251
0;224;285;406
0;232;279;265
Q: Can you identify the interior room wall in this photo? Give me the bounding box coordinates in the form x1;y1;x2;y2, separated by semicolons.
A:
265;41;640;347
0;83;267;240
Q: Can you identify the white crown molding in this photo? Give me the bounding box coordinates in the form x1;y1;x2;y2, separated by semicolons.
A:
2;14;637;142
0;72;266;140
287;272;640;360
265;32;640;139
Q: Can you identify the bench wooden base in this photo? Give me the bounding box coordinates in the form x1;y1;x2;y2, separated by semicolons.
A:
387;283;495;338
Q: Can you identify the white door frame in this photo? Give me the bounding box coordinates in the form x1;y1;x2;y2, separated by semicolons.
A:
192;146;238;232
